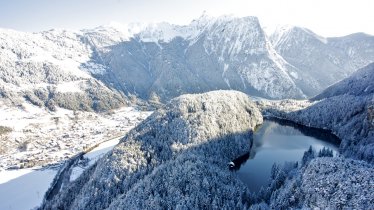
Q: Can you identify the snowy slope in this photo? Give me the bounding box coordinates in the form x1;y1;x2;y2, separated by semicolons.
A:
40;90;263;209
96;15;305;101
328;32;374;69
0;28;154;170
0;28;126;111
88;15;374;101
2;15;374;104
313;63;374;99
266;157;374;209
270;26;374;96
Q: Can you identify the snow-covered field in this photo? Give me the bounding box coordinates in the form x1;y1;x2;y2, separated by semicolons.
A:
0;168;57;210
0;102;152;171
69;137;121;182
0;136;122;210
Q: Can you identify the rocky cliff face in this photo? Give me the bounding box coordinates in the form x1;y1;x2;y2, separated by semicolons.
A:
40;90;263;209
95;16;374;101
96;15;305;101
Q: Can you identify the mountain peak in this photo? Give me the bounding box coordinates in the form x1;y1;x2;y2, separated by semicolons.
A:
78;15;263;45
271;25;327;47
193;10;211;22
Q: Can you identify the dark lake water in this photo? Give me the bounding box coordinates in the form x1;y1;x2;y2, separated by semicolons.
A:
235;118;340;192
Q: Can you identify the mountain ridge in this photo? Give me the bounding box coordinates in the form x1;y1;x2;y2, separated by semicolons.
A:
270;25;374;96
1;15;374;110
90;15;306;101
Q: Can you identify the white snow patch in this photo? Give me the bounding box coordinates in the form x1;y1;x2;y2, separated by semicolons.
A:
70;137;120;181
290;71;299;79
0;168;33;184
240;75;247;89
223;63;229;75
56;81;84;93
224;78;231;89
86;138;120;158
0;168;57;210
80;62;107;75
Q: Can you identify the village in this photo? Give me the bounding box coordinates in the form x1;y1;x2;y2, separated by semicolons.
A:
0;104;151;170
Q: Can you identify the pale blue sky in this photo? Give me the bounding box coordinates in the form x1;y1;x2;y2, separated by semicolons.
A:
0;0;373;36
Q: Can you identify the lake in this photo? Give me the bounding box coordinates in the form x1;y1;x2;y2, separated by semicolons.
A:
235;118;340;192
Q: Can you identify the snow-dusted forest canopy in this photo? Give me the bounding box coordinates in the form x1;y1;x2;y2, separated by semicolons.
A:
40;91;264;209
40;67;374;209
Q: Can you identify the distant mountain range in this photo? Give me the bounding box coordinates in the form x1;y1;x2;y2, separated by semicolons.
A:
1;14;373;110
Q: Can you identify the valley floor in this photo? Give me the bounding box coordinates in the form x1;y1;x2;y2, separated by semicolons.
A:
0;103;151;210
0;102;152;171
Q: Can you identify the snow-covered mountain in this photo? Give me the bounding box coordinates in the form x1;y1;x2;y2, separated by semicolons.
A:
40;90;263;209
94;15;305;101
92;16;374;101
0;28;126;111
271;26;374;96
328;32;374;69
313;62;374;100
1;15;374;108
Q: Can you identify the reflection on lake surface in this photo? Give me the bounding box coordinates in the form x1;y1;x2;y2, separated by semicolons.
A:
235;118;340;192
